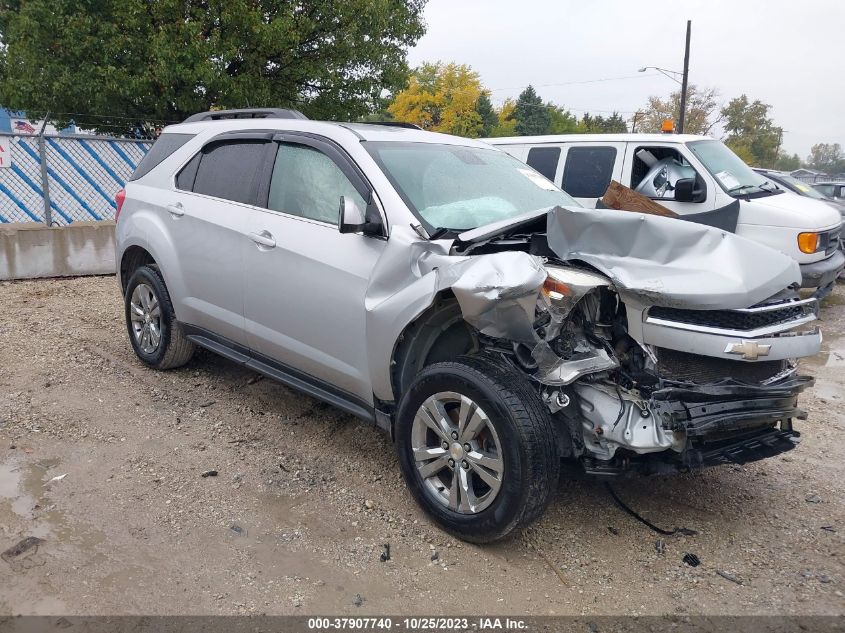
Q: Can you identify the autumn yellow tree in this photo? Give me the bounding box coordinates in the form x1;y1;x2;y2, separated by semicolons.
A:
389;62;485;137
488;99;517;137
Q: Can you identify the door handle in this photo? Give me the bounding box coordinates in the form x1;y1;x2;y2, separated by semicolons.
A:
166;202;184;217
248;230;276;248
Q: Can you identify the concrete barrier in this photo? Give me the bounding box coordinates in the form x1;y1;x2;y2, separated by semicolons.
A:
0;222;116;280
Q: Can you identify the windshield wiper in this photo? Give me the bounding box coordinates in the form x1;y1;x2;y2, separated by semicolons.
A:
729;184;763;194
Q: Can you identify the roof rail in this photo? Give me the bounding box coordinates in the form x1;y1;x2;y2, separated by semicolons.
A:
360;121;422;130
183;108;308;123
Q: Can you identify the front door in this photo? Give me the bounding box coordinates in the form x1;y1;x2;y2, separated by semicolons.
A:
621;144;714;215
243;135;386;404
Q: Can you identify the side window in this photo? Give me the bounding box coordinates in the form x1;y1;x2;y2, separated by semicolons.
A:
130;133;194;181
176;153;201;191
631;146;699;200
561;146;617;198
191;140;269;205
267;143;365;225
526;147;560;182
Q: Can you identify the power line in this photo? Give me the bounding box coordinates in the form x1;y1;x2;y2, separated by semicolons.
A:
488;73;662;92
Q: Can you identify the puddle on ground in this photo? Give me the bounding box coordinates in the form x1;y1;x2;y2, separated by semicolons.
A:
0;456;106;548
0;458;56;527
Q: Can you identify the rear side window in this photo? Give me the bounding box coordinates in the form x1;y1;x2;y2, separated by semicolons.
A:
191;140;269;205
561;146;617;198
526;147;560;182
176;153;201;191
130;133;194;181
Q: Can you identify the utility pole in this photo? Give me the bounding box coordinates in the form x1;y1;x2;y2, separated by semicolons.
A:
37;113;52;227
678;20;691;134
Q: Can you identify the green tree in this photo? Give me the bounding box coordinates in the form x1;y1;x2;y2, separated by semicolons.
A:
577;112;628;133
637;85;721;135
475;93;499;137
547;104;578;134
514;85;550;136
773;152;801;172
0;0;427;133
388;62;484;136
721;95;782;168
806;143;844;174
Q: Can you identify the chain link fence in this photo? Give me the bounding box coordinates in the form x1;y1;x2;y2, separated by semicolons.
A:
0;132;152;225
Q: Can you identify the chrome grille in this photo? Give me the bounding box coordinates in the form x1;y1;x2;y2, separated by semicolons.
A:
648;303;806;332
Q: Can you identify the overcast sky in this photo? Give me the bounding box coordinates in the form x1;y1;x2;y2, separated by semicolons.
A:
407;0;843;158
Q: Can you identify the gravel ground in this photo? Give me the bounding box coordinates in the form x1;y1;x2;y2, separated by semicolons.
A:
0;276;843;616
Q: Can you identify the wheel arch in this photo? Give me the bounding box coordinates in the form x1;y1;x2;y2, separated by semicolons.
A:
119;245;157;291
388;290;479;403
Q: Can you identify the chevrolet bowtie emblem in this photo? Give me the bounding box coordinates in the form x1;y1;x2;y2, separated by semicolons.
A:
725;340;772;360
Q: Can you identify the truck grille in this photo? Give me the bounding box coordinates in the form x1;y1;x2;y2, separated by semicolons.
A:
649;304;804;332
656;348;788;384
823;226;841;256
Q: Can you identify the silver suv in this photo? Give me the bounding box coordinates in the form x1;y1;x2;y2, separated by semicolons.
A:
116;109;822;542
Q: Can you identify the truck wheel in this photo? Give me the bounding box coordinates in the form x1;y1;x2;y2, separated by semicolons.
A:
395;354;559;543
124;265;195;370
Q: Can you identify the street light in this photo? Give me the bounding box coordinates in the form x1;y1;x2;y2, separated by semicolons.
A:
638;20;692;133
638;66;682;84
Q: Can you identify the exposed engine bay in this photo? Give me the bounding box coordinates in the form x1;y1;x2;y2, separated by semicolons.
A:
440;206;821;475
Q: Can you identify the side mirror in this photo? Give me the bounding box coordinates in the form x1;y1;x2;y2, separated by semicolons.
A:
338;194;383;236
674;177;705;203
674;178;695;202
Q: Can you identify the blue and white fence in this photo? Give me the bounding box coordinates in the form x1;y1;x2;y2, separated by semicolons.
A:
0;133;152;225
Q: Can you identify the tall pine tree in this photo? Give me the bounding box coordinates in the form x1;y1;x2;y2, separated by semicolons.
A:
514;86;551;136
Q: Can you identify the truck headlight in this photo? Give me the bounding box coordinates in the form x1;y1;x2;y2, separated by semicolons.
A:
798;232;821;254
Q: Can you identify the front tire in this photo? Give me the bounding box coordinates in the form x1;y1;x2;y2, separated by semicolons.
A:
395;354;559;543
124;265;195;370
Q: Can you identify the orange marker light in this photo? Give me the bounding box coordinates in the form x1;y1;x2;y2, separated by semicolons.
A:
661;119;675;133
797;232;820;254
543;277;572;299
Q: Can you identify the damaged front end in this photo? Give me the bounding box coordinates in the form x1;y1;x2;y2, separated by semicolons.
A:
444;206;821;476
541;274;817;476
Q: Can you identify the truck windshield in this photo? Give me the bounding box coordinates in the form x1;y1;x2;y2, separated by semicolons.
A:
687;140;775;196
366;142;579;231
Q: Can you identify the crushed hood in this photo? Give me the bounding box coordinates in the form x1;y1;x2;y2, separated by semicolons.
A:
545;206;800;309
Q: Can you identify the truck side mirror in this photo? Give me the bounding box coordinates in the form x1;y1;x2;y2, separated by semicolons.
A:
338;194;383;236
674;177;705;203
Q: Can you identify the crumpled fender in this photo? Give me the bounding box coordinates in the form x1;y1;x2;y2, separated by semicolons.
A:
546;205;800;310
365;225;546;402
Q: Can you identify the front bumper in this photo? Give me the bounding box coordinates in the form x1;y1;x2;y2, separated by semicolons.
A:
800;248;844;289
582;375;812;477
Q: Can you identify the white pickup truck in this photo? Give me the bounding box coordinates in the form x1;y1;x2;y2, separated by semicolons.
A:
486;134;844;296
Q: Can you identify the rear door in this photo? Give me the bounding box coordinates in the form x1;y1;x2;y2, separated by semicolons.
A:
558;142;626;205
167;134;272;344
243;133;387;404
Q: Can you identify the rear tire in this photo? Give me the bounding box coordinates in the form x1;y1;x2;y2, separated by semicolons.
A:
395;353;559;543
124;265;195;370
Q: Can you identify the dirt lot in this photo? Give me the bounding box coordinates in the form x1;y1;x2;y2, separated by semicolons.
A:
1;276;843;616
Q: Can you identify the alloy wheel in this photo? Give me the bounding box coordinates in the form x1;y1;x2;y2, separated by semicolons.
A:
411;391;504;514
129;283;162;354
